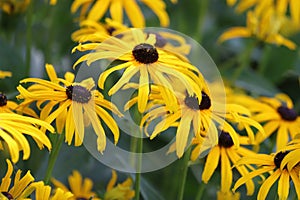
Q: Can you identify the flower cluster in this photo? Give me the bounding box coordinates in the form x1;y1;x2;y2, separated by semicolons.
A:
0;0;299;199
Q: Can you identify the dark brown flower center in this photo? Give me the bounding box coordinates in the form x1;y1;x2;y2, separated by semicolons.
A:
66;85;91;103
277;106;297;121
184;91;211;110
132;43;159;64
2;192;13;200
0;93;7;106
218;131;234;148
76;198;88;200
274;151;290;168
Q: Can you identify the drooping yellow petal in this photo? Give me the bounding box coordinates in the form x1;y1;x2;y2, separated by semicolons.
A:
257;169;281;200
202;146;220;183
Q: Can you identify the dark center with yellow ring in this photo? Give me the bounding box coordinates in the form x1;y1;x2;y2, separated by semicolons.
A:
274;151;290;168
66;85;91;103
277;106;297;121
132;43;159;64
0;93;7;106
218;131;234;148
184;91;211;110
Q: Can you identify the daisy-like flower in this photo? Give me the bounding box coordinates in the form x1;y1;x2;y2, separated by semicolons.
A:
219;5;297;50
49;0;57;5
233;138;300;200
237;93;300;150
104;170;135;200
0;159;36;199
71;0;170;27
52;170;100;200
0;70;11;79
17;64;122;153
0;0;30;14
138;79;264;158
0;113;53;163
191;130;259;198
29;181;74;200
73;29;204;113
72;18;129;43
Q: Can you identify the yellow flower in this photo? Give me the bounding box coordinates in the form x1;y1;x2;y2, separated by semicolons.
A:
49;0;57;5
104;170;135;200
71;0;170;27
233;139;300;200
219;6;297;50
238;93;300;150
139;79;263;158
73;29;204;113
29;181;74;200
0;71;11;79
72;18;129;43
0;159;35;199
217;190;240;200
52;170;100;200
192;130;258;197
17;64;122;153
0;0;30;14
0;113;53;163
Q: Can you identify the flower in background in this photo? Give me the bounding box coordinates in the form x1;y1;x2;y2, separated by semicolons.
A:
73;29;204;113
0;70;11;79
0;159;35;199
52;170;134;200
104;170;135;200
233;138;300;200
72;18;129;43
0;0;30;14
191;130;259;198
17;64;122;153
237;93;300;150
219;5;297;50
52;170;100;200
49;0;57;5
29;181;73;200
71;0;170;27
0;113;53;163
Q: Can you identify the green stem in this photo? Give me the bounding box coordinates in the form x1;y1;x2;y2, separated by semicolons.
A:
231;40;256;84
177;146;192;200
25;0;33;76
196;0;209;43
134;130;143;200
43;133;64;185
258;44;272;75
195;182;206;200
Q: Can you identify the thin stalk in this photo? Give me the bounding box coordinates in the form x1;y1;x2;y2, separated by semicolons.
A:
177;146;192;200
258;44;272;75
196;0;209;43
231;40;256;83
43;133;65;185
134;130;143;200
195;182;206;200
25;0;33;76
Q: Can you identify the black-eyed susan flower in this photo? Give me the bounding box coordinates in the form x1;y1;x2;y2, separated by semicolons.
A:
0;0;30;14
0;70;11;79
73;29;204;113
0;113;53;163
52;170;100;200
219;5;297;50
237;93;300;150
138;79;263;158
71;0;170;27
233;139;300;200
29;181;74;200
104;170;135;200
191;130;259;198
49;0;57;5
0;159;35;199
17;64;122;153
72;18;129;43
